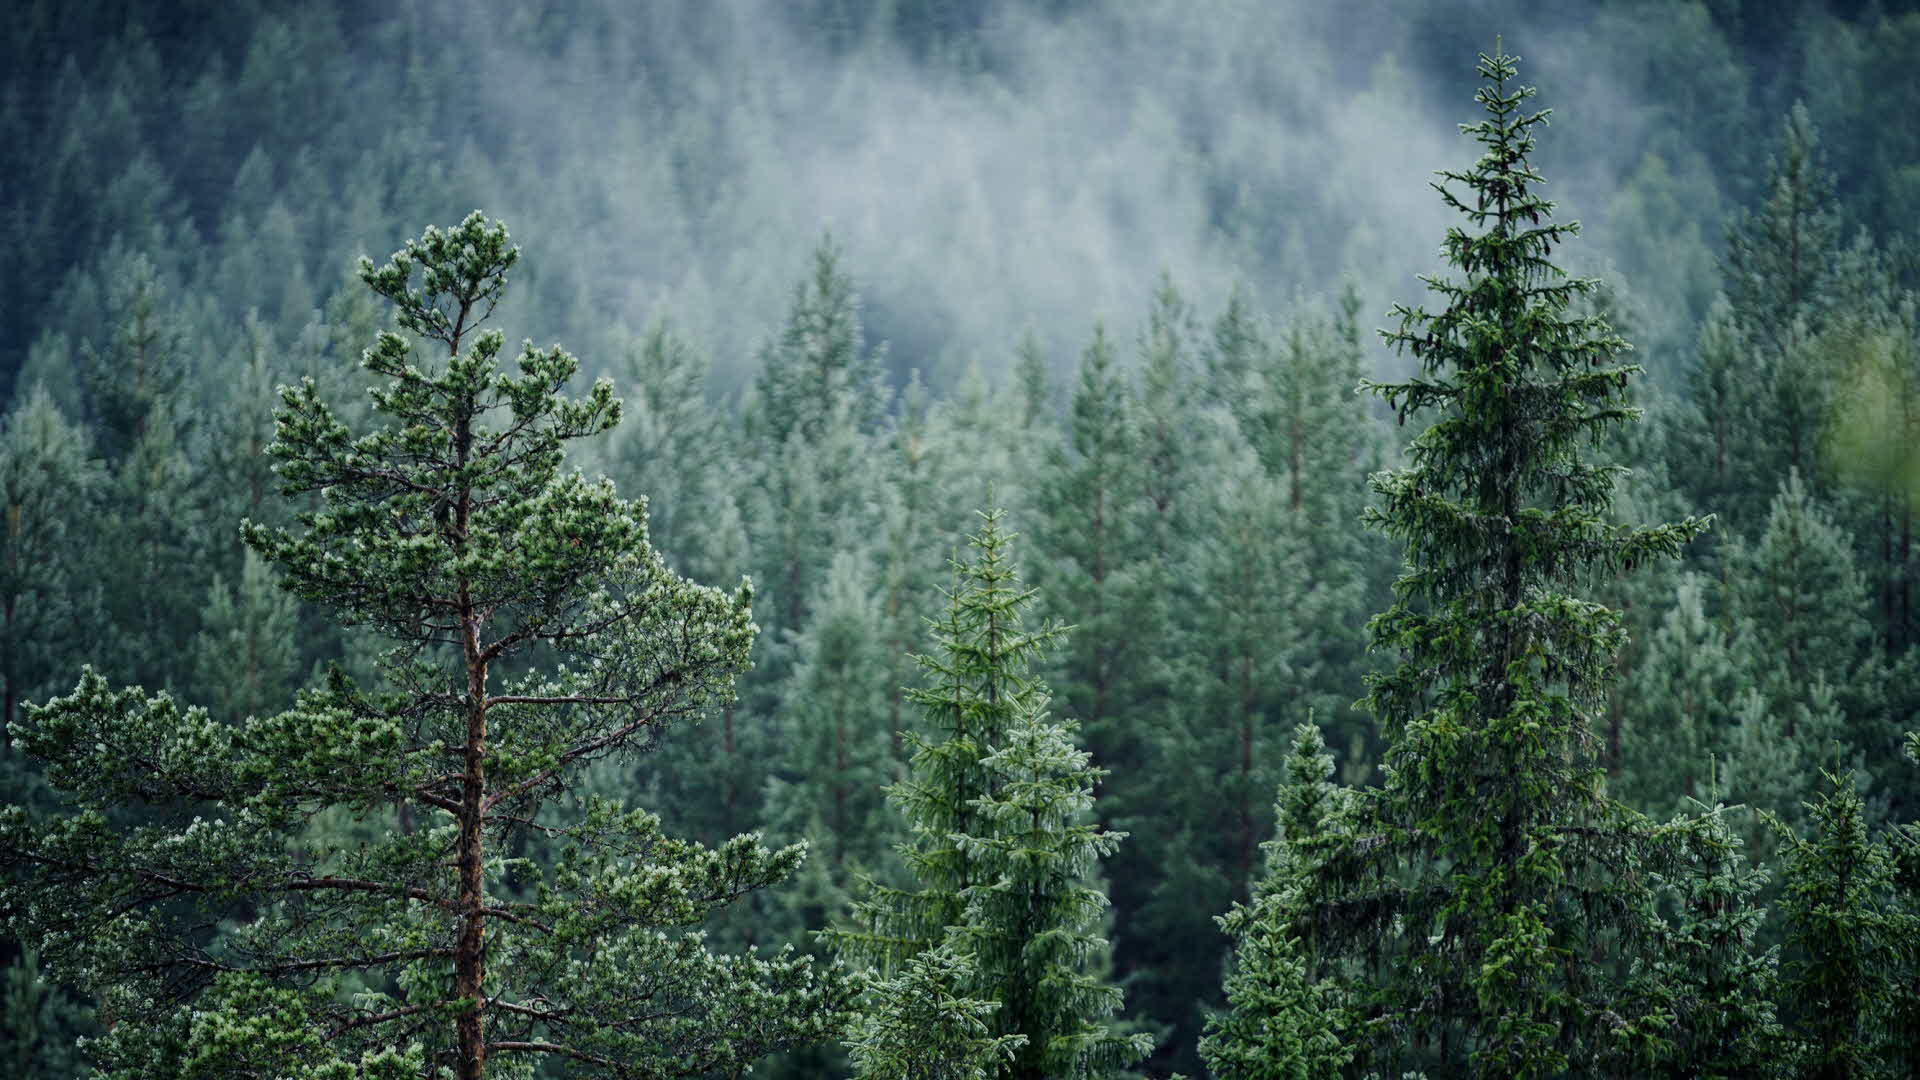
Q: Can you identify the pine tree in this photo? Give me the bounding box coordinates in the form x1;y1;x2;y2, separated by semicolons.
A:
831;507;1148;1080
1682;104;1870;534
1;214;852;1079
184;548;301;724
1033;327;1142;758
1723;470;1894;817
594;319;746;587
757;550;902;950
1731;470;1873;710
0;947;93;1080
1294;46;1711;1077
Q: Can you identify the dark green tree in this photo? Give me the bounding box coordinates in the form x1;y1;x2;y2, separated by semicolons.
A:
1295;46;1711;1077
1642;803;1783;1078
1616;572;1744;813
1769;770;1903;1079
1199;722;1355;1080
831;507;1148;1080
1722;104;1846;367
843;937;1023;1080
1;214;851;1079
593;319;746;588
0;385;103;733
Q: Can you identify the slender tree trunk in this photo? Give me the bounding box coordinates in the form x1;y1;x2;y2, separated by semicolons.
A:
447;309;490;1080
455;618;490;1080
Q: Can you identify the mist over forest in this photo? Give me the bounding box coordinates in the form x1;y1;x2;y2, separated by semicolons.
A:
5;1;1920;1077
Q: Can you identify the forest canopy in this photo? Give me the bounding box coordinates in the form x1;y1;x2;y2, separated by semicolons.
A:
3;1;1920;1077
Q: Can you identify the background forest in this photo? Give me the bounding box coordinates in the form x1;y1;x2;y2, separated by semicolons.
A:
4;0;1920;1076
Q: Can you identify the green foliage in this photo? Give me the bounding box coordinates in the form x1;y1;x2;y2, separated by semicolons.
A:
746;237;888;450
1;214;852;1078
833;507;1148;1080
1300;46;1710;1077
1200;723;1355;1080
845;938;1023;1080
1768;770;1907;1078
1730;470;1871;708
0;948;93;1079
7;5;1920;1075
1642;804;1784;1078
0;385;103;731
1616;572;1743;813
1722;104;1845;364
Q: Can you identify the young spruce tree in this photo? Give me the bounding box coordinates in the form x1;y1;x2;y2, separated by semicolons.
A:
830;507;1149;1080
1200;722;1354;1080
0;214;851;1080
1293;46;1711;1077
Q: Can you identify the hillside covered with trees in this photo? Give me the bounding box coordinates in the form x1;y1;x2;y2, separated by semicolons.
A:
4;1;1920;1077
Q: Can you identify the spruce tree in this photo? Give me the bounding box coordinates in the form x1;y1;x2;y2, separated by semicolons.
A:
1616;572;1744;813
1200;723;1354;1080
1642;803;1783;1078
831;507;1148;1080
1;213;851;1079
1769;770;1902;1079
1294;46;1711;1077
843;937;1023;1080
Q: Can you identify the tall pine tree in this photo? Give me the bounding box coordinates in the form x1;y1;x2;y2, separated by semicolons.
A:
1;214;852;1079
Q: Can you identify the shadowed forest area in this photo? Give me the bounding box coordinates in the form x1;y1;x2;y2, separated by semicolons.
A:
4;1;1920;1077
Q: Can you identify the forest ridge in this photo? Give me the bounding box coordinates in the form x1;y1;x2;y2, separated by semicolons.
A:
4;1;1920;1078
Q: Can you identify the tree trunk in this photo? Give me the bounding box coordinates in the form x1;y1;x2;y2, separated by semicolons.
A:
455;635;490;1080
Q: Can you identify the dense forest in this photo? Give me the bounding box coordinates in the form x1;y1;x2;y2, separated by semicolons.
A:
3;1;1920;1077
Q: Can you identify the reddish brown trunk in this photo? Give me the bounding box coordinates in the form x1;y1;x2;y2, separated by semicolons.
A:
447;308;489;1080
454;633;489;1080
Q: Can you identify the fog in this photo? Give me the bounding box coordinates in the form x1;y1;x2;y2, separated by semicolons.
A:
403;0;1699;392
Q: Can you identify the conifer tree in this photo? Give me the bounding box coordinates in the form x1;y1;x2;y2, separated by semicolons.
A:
1642;803;1783;1078
745;236;888;450
1682;104;1869;534
844;937;1023;1080
1;213;851;1079
1293;46;1711;1077
1616;572;1744;812
1033;327;1142;755
185;548;301;725
1731;470;1873;712
1769;770;1902;1078
1723;104;1845;365
832;507;1148;1080
754;550;902;958
0;385;103;733
596;319;746;587
1200;723;1354;1080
